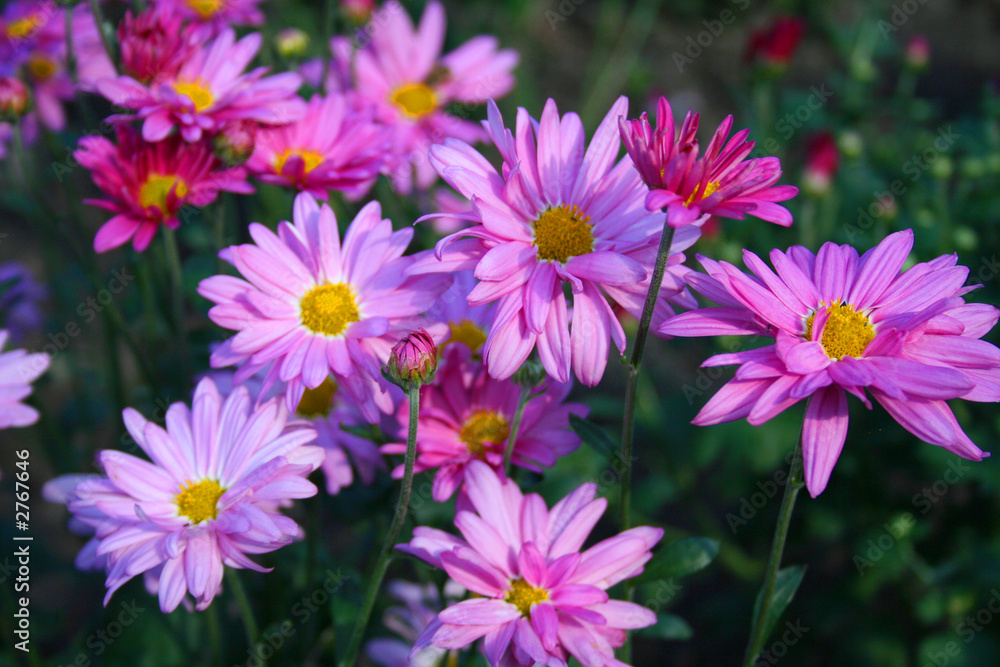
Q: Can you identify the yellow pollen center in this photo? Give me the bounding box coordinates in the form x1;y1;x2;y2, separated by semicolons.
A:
459;410;509;456
446;319;487;353
296;377;339;417
187;0;224;19
532;205;594;263
6;15;43;39
391;83;437;118
299;283;360;336
139;174;188;211
273;148;325;175
173;79;214;112
27;56;56;80
685;180;721;206
505;578;549;617
804;299;875;360
174;479;226;524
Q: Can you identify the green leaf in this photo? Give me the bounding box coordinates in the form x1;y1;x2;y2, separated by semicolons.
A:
750;564;807;645
569;414;617;459
637;613;693;641
633;536;719;584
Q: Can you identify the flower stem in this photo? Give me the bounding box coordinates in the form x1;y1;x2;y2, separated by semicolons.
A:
226;569;260;650
742;443;805;667
339;384;421;667
502;385;532;476
89;0;121;75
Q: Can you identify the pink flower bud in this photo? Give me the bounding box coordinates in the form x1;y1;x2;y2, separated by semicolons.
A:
342;0;375;23
275;29;310;58
384;329;438;389
212;120;258;167
905;35;930;70
802;132;839;196
0;77;31;122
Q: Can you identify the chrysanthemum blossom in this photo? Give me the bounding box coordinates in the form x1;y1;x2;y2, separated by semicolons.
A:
66;377;323;612
418;97;698;385
620;95;798;228
198;192;451;421
98;28;305;143
0;329;49;429
659;229;1000;496
246;93;388;200
365;580;466;667
118;5;199;85
399;461;662;666
75;125;254;252
328;0;518;193
382;348;586;501
151;0;265;31
427;270;495;357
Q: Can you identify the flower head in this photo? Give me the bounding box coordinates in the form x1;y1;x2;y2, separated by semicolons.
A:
802;131;839;196
75;125;254;252
0;329;49;429
98;28;305;143
660;229;1000;496
0;76;31;121
66;377;323;612
118;5;199;85
398;461;662;666
151;0;265;32
0;262;47;342
365;580;466;667
745;16;805;67
421;97;697;385
198;192;451;421
620;95;798;228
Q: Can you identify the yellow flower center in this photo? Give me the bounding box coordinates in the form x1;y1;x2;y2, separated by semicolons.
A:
296;377;339;417
685;180;721;206
505;578;549;617
139;174;188;211
299;283;360;337
804;299;875;360
6;15;43;40
273;148;325;175
173;79;214;112
27;56;56;80
459;410;509;456
174;479;226;524
391;83;437;118
446;319;487;353
532;205;594;264
186;0;224;19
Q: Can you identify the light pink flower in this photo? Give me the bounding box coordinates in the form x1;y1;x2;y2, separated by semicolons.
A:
75;125;254;252
98;28;305;143
0;329;49;429
660;229;1000;496
151;0;265;32
418;97;699;385
246;93;388;200
399;461;662;666
620;95;798;228
198;192;451;421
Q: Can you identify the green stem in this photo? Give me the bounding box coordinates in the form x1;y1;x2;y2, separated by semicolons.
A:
502;385;532;476
227;569;260;650
742;443;805;667
206;601;223;666
339;384;421;667
64;7;77;84
89;0;121;74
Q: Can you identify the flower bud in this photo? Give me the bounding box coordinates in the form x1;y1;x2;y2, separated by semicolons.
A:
512;359;546;390
0;77;31;122
275;29;309;59
342;0;375;23
119;7;197;84
384;329;438;390
212;120;258;167
905;35;930;71
802;132;839;197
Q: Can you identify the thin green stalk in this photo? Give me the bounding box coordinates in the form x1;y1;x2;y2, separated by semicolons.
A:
89;0;120;74
339;384;421;667
742;444;805;667
206;600;222;666
227;569;260;650
64;7;77;84
502;385;532;476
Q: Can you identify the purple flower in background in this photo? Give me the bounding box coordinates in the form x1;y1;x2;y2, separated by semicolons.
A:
0;262;46;342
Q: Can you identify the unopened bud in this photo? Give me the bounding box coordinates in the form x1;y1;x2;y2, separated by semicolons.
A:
384;329;438;390
0;77;31;122
212;120;257;167
905;35;930;71
342;0;375;23
512;360;546;390
275;29;309;59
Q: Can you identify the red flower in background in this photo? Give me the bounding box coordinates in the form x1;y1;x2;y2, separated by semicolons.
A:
803;132;840;196
745;16;805;67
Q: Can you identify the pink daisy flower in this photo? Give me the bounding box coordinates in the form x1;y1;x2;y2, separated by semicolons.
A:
382;347;586;501
659;229;1000;496
398;461;662;666
328;0;518;193
66;377;323;612
619;95;798;228
246;93;389;200
151;0;266;31
420;97;696;386
97;28;305;143
0;329;49;429
118;5;200;85
197;192;451;422
75;125;254;252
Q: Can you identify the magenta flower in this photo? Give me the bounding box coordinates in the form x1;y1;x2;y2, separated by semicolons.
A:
660;229;1000;496
151;0;266;31
118;5;200;85
75;125;254;252
246;93;388;200
198;192;451;421
399;461;661;665
0;329;48;429
98;28;305;143
619;95;798;228
328;1;518;193
382;347;586;501
66;377;323;612
422;97;697;385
